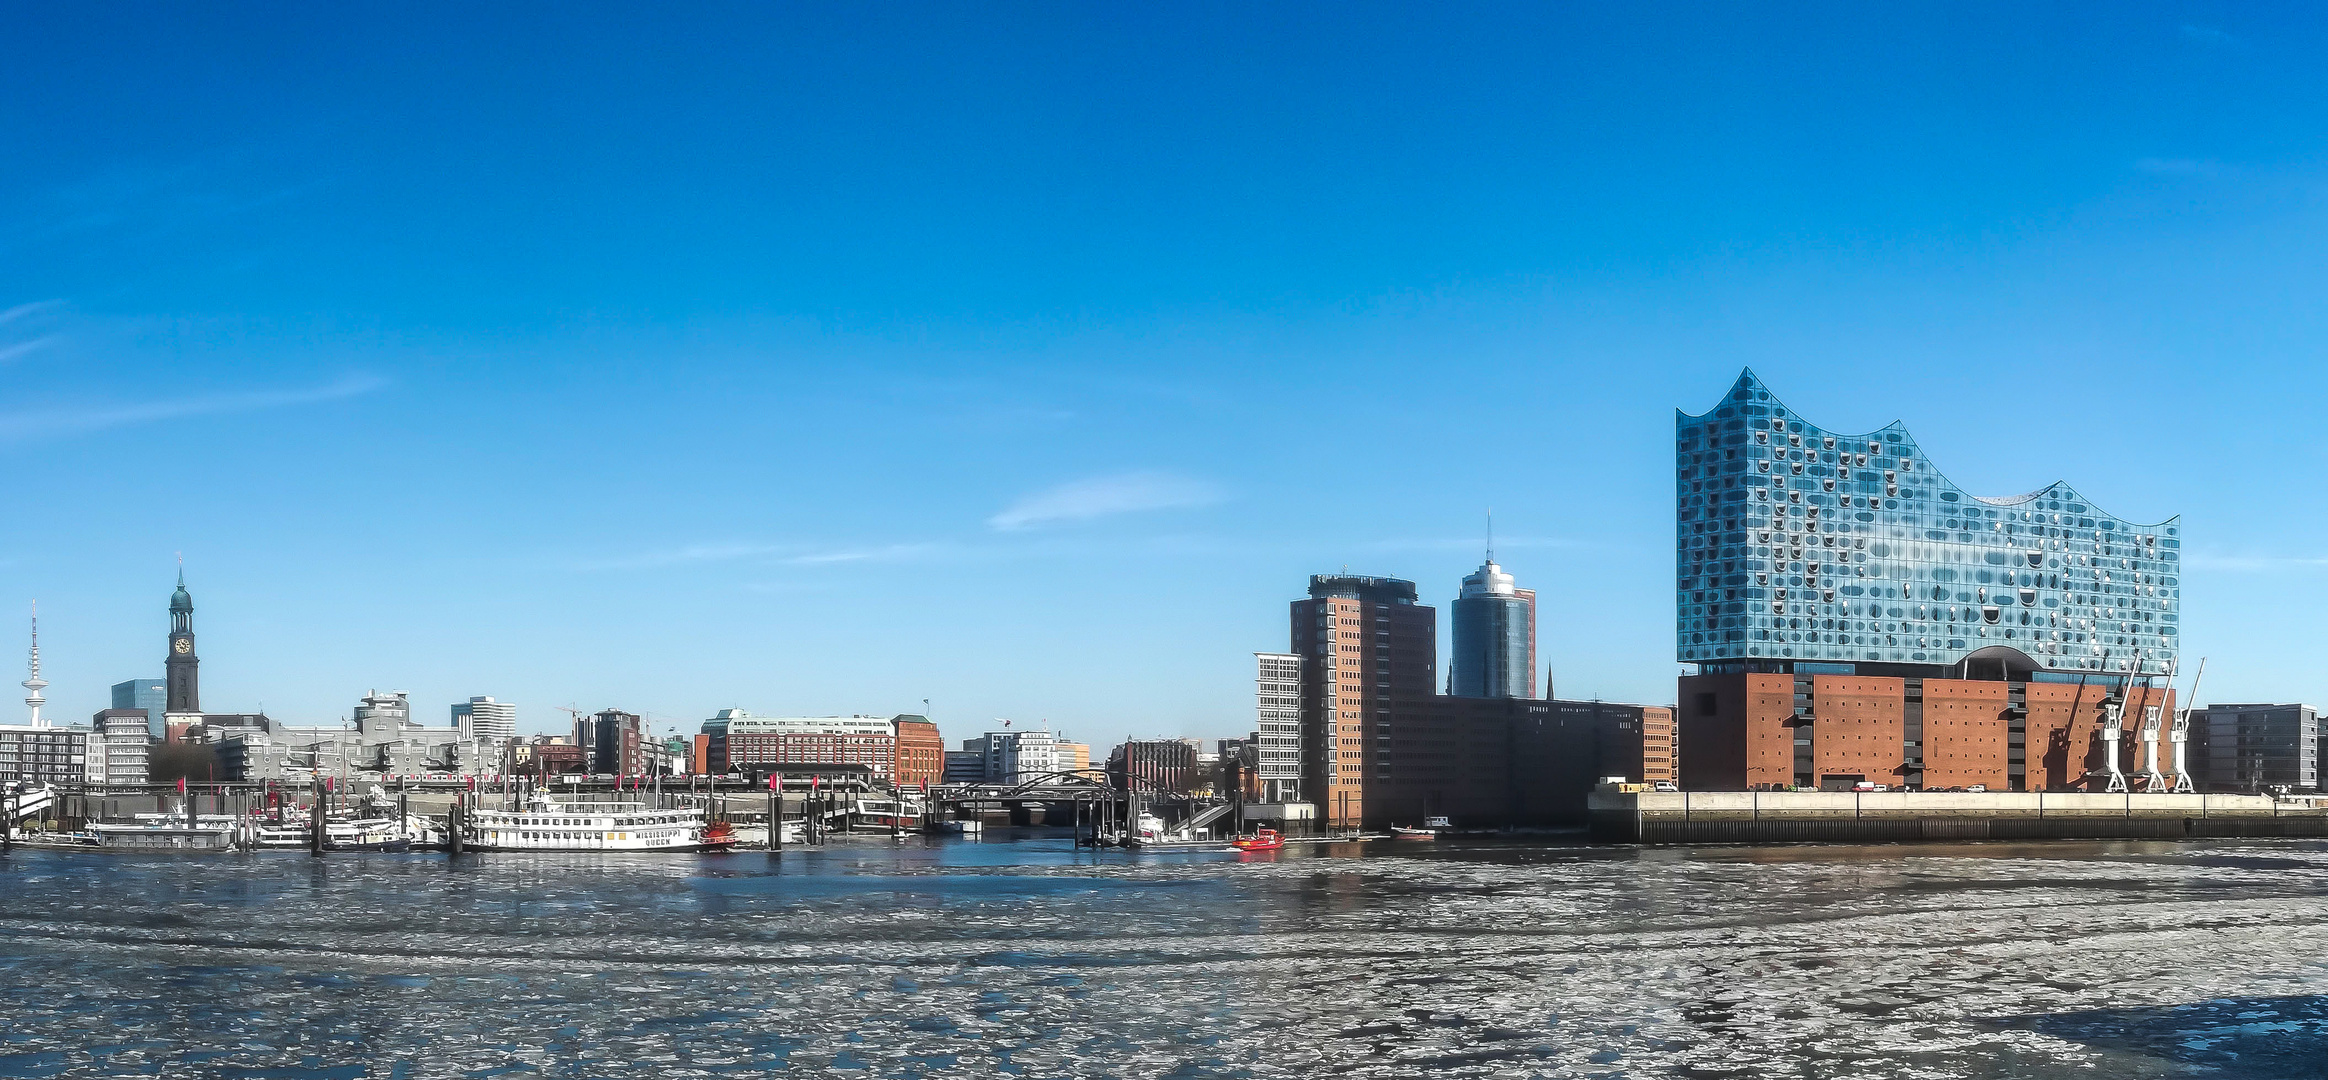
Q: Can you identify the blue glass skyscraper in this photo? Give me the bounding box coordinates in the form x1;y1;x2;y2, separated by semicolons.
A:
1449;557;1537;698
111;678;168;739
1677;370;2179;679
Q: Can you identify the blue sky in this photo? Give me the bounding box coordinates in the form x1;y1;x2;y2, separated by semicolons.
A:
5;3;2326;748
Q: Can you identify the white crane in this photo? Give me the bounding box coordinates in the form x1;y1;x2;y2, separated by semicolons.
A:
2138;705;2168;792
2101;702;2129;793
2169;658;2206;794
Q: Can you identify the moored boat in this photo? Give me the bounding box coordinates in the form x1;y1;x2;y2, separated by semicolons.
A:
1230;827;1284;851
1390;825;1440;840
463;791;730;852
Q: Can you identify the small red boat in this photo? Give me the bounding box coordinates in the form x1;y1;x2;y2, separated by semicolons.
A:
1230;828;1284;852
700;820;742;852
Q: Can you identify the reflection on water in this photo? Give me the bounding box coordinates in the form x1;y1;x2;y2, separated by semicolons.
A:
4;832;2328;1077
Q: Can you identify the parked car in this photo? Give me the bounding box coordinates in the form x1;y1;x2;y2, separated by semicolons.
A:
1966;784;1988;793
1652;781;1679;792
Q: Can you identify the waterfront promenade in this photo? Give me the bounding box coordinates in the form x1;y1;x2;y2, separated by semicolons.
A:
1593;789;2328;844
4;831;2327;1077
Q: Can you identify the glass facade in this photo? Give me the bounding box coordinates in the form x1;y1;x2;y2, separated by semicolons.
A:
112;678;168;739
1677;370;2179;676
1449;560;1536;698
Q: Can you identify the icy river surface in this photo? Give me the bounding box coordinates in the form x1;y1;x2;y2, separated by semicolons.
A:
4;834;2328;1078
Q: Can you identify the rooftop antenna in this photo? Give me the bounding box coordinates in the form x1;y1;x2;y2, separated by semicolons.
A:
1486;508;1494;563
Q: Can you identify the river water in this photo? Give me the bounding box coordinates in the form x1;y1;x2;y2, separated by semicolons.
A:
2;833;2326;1078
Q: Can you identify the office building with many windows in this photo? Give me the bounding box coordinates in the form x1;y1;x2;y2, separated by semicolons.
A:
1252;652;1304;802
1676;370;2183;791
1449;558;1538;699
452;697;517;741
1291;575;1438;829
111;679;168;740
2193;704;2319;793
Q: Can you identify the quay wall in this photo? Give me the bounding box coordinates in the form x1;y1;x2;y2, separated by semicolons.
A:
1588;791;2328;845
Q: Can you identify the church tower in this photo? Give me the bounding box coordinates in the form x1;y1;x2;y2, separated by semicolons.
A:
165;568;199;716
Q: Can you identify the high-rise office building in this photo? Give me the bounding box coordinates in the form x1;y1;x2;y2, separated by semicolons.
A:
1676;370;2181;791
1449;558;1537;698
111;679;168;740
591;709;644;776
977;728;1059;784
1291;575;1437;829
2194;704;2319;793
452;697;517;741
92;709;151;786
1252;652;1304;801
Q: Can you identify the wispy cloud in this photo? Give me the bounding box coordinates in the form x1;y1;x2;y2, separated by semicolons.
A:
0;374;386;441
779;543;939;565
0;300;65;327
988;471;1224;531
2182;552;2328;572
0;336;57;364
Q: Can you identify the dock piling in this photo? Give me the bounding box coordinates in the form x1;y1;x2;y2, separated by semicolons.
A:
309;778;325;857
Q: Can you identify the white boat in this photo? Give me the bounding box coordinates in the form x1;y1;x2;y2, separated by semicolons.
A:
91;808;245;852
933;819;983;835
251;815;436;851
463;792;738;853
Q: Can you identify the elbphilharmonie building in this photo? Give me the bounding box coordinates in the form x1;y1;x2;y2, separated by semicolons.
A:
1677;369;2178;679
1674;370;2182;792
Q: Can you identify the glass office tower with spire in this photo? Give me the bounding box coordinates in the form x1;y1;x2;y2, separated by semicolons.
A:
1449;556;1537;698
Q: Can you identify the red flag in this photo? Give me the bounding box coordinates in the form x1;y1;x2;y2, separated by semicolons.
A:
811;774;820;791
176;776;186;795
766;773;777;792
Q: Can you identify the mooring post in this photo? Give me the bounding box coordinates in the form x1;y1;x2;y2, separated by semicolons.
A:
309;778;326;857
448;796;465;857
768;775;781;855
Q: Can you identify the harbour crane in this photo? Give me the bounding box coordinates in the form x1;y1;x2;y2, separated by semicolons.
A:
2137;704;2168;792
2169;657;2207;794
2101;702;2129;793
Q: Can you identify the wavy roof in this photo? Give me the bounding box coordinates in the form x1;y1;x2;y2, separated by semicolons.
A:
1682;368;2177;530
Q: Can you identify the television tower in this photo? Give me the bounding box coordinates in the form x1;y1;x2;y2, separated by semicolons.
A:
23;601;48;728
